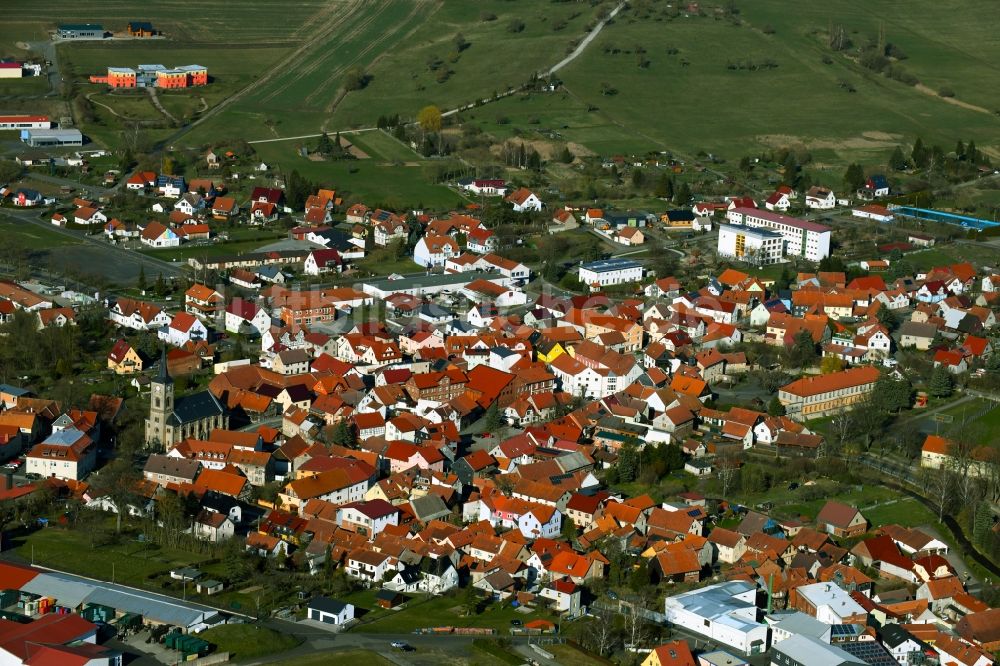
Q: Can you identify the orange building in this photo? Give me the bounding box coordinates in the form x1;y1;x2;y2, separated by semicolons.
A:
156;65;207;88
107;67;137;88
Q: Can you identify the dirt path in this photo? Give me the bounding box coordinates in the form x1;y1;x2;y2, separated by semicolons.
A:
914;83;991;114
547;1;626;75
163;0;364;147
147;88;178;124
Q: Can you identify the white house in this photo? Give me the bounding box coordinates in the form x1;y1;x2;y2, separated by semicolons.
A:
140;222;180;248
224;299;271;335
805;186;836;210
413;234;459;267
539;580;582;614
307;597;355;625
303;249;343;276
480;495;562;539
336;500;399;540
109;298;171;331
159;312;208;347
663;581;769;656
764;191;790;212
345;549;393;585
717;224;783;265
24;428;98;482
506;187;543;212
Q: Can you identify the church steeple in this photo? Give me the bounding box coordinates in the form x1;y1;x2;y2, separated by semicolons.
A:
156;344;172;383
146;344;175;449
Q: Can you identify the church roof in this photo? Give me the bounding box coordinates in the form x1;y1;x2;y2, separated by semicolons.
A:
167;391;225;426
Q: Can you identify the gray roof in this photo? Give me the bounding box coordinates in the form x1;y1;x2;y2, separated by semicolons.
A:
773;635;865;666
363;271;505;292
898;320;938;338
21;571;219;628
143;454;201;481
579;258;643;273
769;611;830;639
167;390;225;426
409;494;450;522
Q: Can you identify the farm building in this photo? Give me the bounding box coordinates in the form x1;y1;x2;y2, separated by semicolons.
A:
20;128;83;147
57;24;105;39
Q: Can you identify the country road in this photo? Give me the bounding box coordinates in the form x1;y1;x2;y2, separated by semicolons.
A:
546;2;626;76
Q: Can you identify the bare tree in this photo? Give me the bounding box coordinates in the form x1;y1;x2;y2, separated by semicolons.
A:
622;605;654;658
586;611;619;657
716;451;740;500
921;466;954;523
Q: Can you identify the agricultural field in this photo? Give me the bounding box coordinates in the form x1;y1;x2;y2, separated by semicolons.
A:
555;0;1000;164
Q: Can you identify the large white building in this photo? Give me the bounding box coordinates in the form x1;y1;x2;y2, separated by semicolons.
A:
578;258;643;287
726;207;831;261
664;581;769;656
717;224;783;265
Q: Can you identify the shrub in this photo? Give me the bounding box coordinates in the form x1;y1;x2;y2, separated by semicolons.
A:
939;87;956;98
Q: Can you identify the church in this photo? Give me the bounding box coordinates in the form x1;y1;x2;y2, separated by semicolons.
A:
145;350;228;449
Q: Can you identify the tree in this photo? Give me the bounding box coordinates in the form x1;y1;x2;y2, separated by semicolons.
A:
655;173;674;199
820;356;844;374
631;168;645;189
889;146;908;171
911;137;929;169
558;146;574;164
673;181;691;205
787;329;818;368
843;162;865;191
561;514;578;543
316;132;333;155
922;466;953;523
617;438;639;483
482;401;504;436
343;67;368;91
137;265;147;292
767;396;786;417
876;305;899;331
872;374;912;414
417;105;443;135
928;366;954;398
716;451;740;499
330;420;355;447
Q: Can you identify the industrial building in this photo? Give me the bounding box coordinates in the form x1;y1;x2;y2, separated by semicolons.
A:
663;581;770;656
717;223;784;265
57;24;105;39
726;207;832;261
0;115;51;130
0;62;22;79
578;258;644;287
361;271;510;299
20;128;83;147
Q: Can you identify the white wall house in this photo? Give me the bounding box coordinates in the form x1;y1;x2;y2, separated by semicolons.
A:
717;224;783;265
664;581;769;656
578;258;644;287
413;234;459;267
727;207;831;261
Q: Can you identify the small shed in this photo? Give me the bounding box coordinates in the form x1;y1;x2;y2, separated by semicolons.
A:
375;589;405;609
307;596;354;625
196;579;224;596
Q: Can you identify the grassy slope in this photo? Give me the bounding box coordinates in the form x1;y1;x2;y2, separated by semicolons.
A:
556;4;1000;163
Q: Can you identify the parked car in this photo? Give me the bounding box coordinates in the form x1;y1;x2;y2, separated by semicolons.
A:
510;619;523;627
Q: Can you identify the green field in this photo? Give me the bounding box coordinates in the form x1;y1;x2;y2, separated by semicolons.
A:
554;1;1000;163
267;652;392;666
197;624;301;661
345;592;555;634
17;527;211;588
0;215;80;250
250;141;467;210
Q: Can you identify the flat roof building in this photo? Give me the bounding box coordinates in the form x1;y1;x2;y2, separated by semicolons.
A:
717;223;783;265
361;271;509;299
57;24;105;39
20;128;83;147
664;581;769;656
727;207;831;261
578;258;644;287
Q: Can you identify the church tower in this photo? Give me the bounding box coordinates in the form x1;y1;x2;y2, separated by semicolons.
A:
145;346;174;449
